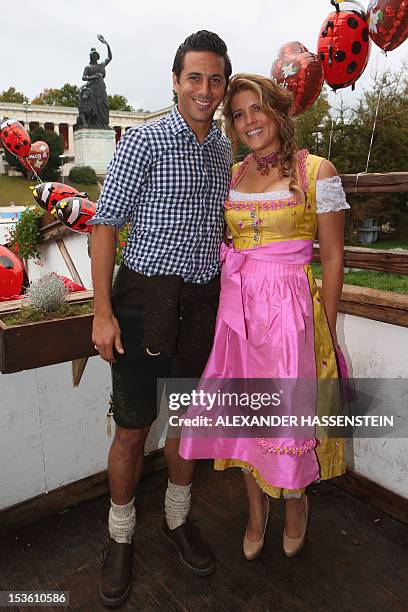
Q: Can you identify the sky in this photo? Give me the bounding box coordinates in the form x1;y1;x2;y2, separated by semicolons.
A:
2;0;407;113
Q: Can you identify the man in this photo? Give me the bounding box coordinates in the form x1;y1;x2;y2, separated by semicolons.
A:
90;30;232;608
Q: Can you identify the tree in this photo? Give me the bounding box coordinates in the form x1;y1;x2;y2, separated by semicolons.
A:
32;83;80;107
329;64;408;239
294;89;331;155
0;87;28;103
108;94;134;111
5;127;64;181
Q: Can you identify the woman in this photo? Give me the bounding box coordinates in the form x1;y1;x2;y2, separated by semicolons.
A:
82;35;112;128
179;74;349;559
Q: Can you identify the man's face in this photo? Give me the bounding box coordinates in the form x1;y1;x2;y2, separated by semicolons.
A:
173;51;227;133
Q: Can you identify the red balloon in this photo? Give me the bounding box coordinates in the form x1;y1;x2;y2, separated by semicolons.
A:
53;197;96;233
271;41;324;116
31;182;89;213
18;141;49;174
0;119;31;158
0;245;25;301
317;0;371;90
367;0;408;52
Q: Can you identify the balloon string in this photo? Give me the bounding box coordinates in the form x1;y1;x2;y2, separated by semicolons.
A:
26;159;43;185
327;91;338;161
364;51;388;174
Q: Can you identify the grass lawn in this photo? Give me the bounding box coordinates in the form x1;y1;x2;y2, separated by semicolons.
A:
0;175;100;207
311;263;408;294
361;239;408;251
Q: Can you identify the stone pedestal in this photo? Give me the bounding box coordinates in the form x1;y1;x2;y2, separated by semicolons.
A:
73;128;116;176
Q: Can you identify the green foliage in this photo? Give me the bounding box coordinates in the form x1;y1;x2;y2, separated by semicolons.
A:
295;65;408;242
235;140;250;162
294;88;331;155
172;90;178;105
108;94;134;111
9;207;44;260
115;224;129;265
331;65;408;240
68;166;98;185
3;301;93;326
32;83;80;107
0;86;28;103
4;127;64;181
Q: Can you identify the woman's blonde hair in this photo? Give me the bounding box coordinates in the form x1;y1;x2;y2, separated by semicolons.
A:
223;73;304;201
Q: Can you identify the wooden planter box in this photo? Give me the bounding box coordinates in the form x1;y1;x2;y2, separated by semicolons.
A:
0;291;97;374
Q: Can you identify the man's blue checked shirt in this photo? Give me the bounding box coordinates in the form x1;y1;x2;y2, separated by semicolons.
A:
90;106;232;283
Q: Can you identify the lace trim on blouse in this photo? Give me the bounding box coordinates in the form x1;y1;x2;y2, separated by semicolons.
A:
226;176;350;213
315;175;350;214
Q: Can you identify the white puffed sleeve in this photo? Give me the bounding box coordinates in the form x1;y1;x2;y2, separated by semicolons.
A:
316;176;351;214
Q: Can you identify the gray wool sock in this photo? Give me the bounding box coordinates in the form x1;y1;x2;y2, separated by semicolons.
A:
108;497;136;544
165;480;192;530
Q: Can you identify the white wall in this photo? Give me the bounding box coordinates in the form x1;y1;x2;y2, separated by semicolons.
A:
27;232;93;289
338;313;408;499
0;357;167;510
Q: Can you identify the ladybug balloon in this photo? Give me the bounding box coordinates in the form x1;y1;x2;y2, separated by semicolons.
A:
0;119;31;158
367;0;408;52
0;245;25;301
31;182;89;213
18;141;49;174
52;197;96;233
317;0;371;91
271;41;324;115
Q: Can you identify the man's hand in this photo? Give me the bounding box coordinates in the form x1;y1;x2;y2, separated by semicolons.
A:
92;313;124;363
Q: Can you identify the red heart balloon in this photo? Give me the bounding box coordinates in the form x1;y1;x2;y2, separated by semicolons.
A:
367;0;408;52
18;141;49;174
0;119;31;158
271;41;324;116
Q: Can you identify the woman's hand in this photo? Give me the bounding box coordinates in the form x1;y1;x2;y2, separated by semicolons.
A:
97;34;108;45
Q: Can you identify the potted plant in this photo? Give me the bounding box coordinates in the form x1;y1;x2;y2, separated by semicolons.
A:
0;273;96;374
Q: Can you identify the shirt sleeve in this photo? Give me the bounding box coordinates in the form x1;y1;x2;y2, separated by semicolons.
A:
316;176;351;214
88;128;152;226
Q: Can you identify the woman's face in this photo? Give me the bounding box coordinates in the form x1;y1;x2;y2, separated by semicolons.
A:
231;89;280;156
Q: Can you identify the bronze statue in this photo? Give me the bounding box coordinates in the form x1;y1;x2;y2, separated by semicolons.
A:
76;34;112;129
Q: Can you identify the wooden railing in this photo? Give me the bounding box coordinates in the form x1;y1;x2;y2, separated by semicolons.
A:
314;171;408;327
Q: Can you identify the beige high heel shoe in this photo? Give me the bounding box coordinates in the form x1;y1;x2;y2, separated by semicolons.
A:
243;495;270;561
283;495;309;558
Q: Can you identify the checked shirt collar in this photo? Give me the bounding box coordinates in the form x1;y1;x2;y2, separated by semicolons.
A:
166;106;221;146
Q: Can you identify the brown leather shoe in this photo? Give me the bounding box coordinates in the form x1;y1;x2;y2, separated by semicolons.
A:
99;538;133;608
161;519;215;576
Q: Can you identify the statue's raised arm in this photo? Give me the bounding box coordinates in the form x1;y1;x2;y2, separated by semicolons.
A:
97;34;112;67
